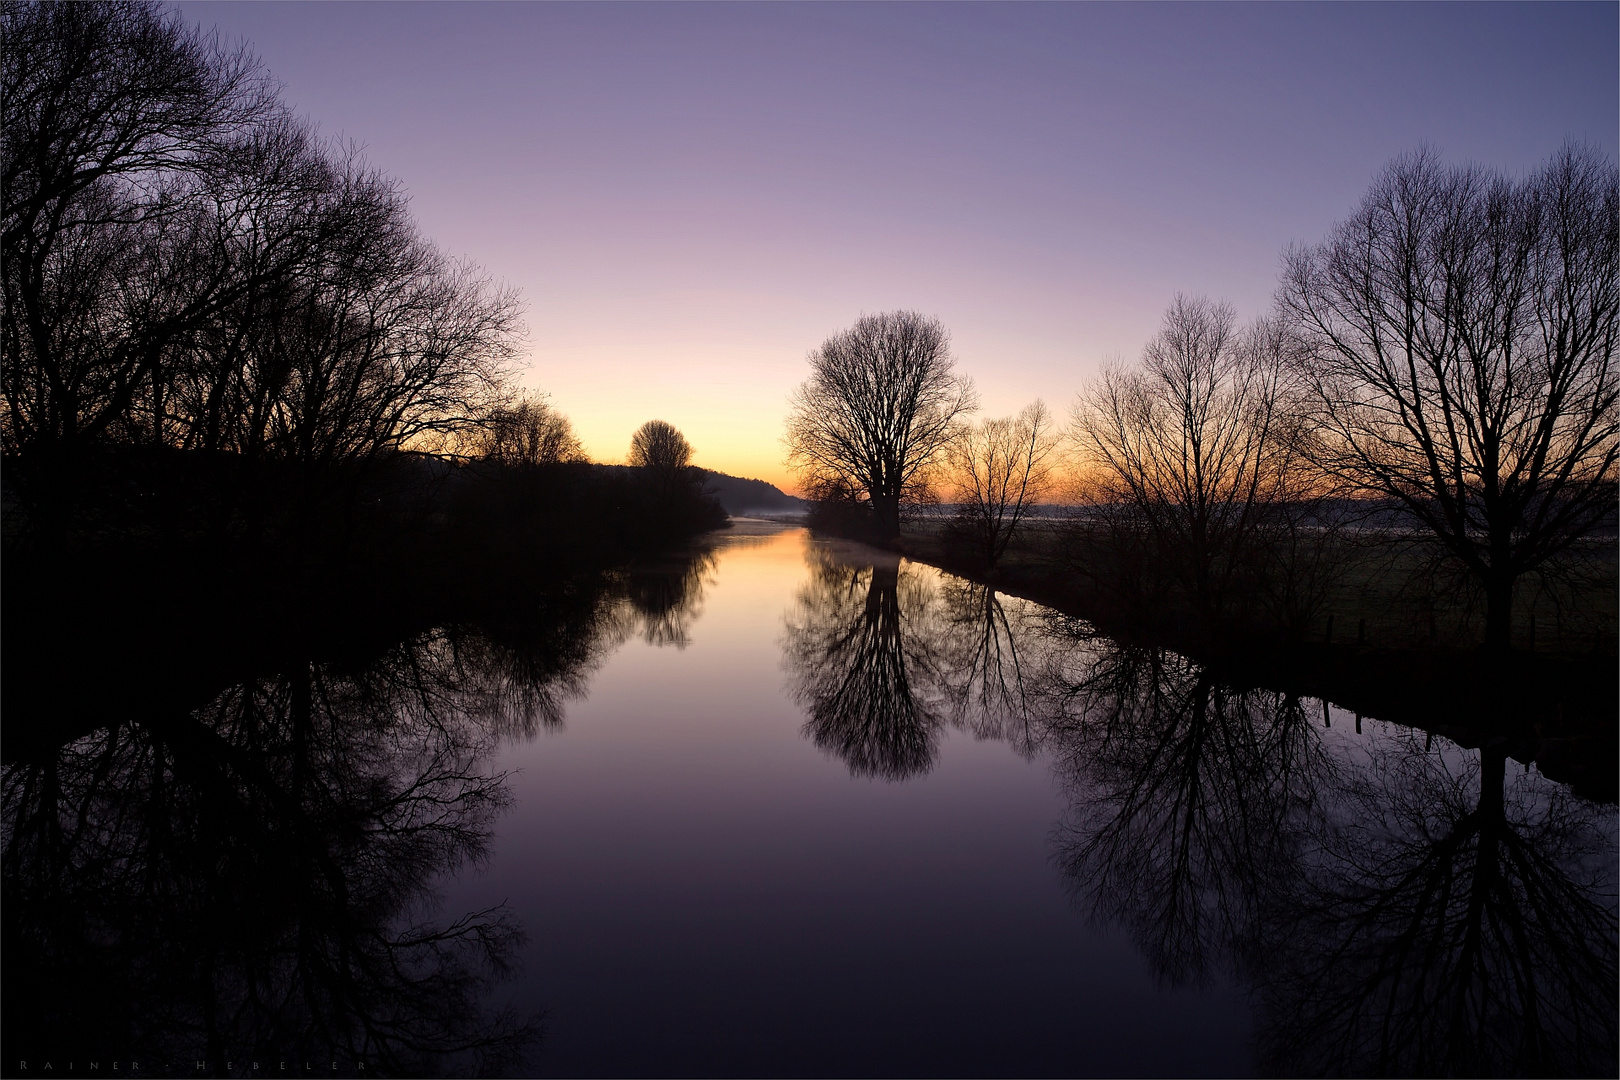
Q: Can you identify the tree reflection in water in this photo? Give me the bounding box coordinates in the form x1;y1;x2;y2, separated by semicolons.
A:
783;546;1060;780
617;550;718;650
783;548;947;781
1042;638;1331;987
0;549;718;1074
1038;630;1618;1077
781;540;1617;1076
935;581;1047;758
1253;734;1618;1078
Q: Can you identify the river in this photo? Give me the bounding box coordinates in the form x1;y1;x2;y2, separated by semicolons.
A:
3;521;1615;1077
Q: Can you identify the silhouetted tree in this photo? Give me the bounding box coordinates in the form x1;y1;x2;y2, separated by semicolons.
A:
1;0;281;459
1;0;522;537
785;311;977;545
478;393;584;466
622;419;727;540
629;419;693;473
1070;296;1297;625
946;400;1059;570
1280;145;1620;654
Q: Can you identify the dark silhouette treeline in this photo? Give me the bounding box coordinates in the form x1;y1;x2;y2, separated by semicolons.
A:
5;0;508;514
0;0;726;754
787;153;1616;775
782;541;1617;1076
0;0;723;578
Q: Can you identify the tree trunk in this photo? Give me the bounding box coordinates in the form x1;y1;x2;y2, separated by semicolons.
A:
1477;740;1507;822
870;492;902;547
1484;571;1514;655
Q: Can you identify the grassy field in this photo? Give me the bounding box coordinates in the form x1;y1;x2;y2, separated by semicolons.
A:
901;517;1617;657
891;514;1617;800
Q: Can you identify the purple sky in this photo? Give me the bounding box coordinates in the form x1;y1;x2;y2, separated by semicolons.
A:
183;1;1618;489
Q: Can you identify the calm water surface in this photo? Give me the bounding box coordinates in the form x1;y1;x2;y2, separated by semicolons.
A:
5;522;1615;1077
440;523;1616;1077
441;524;1252;1076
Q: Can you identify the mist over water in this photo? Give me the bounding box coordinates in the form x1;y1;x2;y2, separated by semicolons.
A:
5;523;1614;1077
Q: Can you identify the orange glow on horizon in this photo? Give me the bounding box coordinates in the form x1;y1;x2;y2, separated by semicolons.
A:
563;409;802;494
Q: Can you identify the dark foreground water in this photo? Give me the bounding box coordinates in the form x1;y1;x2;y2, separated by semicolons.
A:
4;523;1616;1077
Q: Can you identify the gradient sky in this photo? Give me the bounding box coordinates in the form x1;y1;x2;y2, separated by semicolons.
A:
182;1;1617;491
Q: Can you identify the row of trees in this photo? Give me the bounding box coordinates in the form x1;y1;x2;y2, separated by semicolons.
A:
783;145;1618;654
2;1;723;565
2;2;521;482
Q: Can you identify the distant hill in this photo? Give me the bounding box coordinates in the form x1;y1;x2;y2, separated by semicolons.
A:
700;471;806;516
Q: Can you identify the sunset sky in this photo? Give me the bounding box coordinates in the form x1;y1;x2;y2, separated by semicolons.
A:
181;1;1617;491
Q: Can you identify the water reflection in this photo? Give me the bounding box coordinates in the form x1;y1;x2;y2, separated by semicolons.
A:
3;631;540;1072
782;547;947;781
784;538;1618;1077
1;543;718;1073
782;546;1055;779
1253;735;1618;1077
457;583;628;736
936;581;1045;757
1043;640;1331;988
5;531;1611;1077
617;550;717;650
1035;637;1618;1077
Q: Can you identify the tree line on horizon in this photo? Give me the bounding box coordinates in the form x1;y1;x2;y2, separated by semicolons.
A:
5;2;1614;657
784;146;1618;656
1;1;722;564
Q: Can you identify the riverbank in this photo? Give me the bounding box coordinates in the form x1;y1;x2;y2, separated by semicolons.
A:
892;518;1619;803
1;454;728;764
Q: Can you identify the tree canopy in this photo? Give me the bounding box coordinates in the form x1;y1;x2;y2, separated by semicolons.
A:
628;419;693;473
784;310;976;544
2;0;522;509
1280;144;1619;652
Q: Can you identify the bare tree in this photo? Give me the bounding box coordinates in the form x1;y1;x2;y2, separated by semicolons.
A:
1070;296;1295;623
946;399;1059;569
216;220;520;468
1;0;523;531
478;393;584;467
784;311;977;545
628;419;692;472
2;0;289;458
1280;145;1619;653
